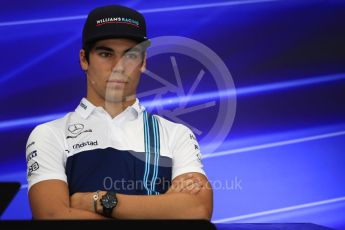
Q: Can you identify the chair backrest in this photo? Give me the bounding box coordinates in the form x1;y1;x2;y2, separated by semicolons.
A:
0;182;21;217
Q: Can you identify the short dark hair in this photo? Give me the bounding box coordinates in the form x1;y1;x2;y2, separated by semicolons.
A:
83;42;96;63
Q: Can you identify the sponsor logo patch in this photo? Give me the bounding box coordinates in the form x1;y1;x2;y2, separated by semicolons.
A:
28;162;39;177
26;150;37;163
26;141;35;150
73;140;98;149
96;17;139;28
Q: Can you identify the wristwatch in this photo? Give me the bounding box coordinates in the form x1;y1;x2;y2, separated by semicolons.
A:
100;191;118;217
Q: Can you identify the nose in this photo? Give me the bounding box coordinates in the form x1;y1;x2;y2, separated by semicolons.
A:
112;55;125;73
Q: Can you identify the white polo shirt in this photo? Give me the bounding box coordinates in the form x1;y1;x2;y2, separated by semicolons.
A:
26;98;205;194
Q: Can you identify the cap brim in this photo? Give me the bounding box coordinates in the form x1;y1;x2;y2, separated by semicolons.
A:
84;34;151;48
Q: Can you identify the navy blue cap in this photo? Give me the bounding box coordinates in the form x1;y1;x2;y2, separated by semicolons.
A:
82;5;150;47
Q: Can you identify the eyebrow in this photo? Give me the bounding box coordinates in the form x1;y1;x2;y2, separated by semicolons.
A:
94;46;114;52
94;46;142;53
124;47;142;53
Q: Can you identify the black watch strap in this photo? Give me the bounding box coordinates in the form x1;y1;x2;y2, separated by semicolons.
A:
103;206;112;217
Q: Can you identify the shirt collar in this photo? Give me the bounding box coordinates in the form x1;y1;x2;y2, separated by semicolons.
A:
75;98;95;119
75;98;144;120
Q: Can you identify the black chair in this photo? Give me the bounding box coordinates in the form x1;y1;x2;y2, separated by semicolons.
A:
0;182;21;217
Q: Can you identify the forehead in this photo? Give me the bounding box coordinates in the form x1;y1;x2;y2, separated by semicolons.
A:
94;38;142;52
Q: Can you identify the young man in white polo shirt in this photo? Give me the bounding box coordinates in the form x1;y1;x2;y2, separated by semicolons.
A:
26;5;213;220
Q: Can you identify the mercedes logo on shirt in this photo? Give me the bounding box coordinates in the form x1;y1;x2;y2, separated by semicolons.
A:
68;124;84;134
67;123;92;139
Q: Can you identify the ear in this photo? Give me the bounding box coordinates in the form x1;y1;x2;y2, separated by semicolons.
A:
80;49;89;71
140;52;147;73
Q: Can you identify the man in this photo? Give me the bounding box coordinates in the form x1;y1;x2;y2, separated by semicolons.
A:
26;5;213;220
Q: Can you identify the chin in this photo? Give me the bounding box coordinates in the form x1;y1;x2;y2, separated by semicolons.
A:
104;96;125;103
105;90;136;102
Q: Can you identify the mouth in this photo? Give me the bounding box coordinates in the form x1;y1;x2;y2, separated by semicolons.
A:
107;79;127;83
106;79;128;88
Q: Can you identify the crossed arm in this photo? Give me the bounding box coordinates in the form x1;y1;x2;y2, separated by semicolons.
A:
29;172;213;220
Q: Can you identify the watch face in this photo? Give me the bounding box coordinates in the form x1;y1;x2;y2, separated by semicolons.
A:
102;192;117;209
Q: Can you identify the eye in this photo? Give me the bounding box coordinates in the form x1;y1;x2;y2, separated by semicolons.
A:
124;52;139;60
98;52;113;58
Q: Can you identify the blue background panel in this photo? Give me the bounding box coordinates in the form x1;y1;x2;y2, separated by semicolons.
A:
0;1;344;229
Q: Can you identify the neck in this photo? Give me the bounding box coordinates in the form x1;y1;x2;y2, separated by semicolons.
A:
87;94;136;118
